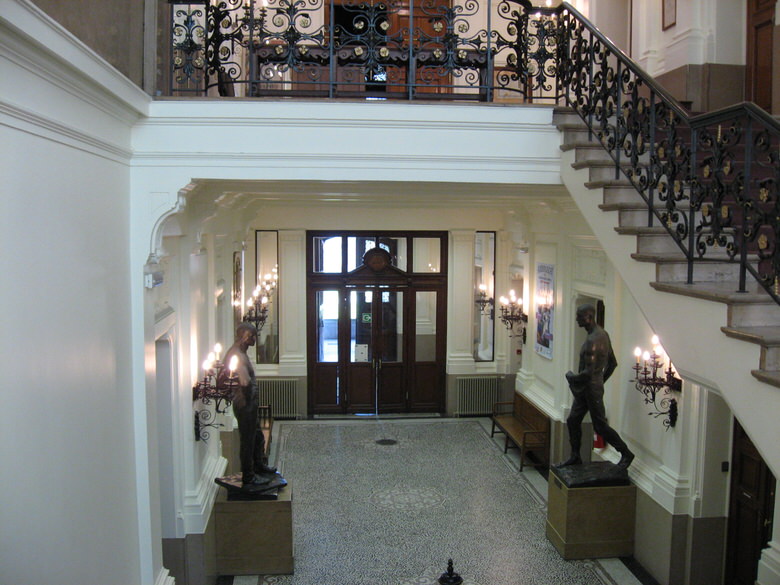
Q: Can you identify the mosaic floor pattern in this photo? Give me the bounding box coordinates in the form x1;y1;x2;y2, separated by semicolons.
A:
217;418;635;585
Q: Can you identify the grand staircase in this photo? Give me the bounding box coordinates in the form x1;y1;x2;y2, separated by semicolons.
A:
555;106;780;476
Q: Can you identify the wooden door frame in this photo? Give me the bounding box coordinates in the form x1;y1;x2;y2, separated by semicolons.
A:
725;418;777;584
746;0;777;110
306;231;447;415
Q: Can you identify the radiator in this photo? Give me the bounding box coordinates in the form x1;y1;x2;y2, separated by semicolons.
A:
456;376;502;416
257;378;299;419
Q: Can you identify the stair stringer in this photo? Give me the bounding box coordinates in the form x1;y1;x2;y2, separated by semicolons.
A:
561;147;780;479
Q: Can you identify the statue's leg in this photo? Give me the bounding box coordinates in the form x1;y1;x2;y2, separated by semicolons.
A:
252;419;276;474
557;395;587;466
588;390;634;469
567;396;587;454
236;403;271;485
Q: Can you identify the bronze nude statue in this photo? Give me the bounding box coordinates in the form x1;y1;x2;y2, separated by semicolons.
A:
557;304;634;470
219;322;278;487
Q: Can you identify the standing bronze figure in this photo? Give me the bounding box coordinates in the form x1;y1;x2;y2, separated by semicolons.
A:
220;322;278;486
557;304;634;470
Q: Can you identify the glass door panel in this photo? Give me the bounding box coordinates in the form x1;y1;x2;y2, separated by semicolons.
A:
317;290;340;362
410;289;443;411
414;291;436;362
377;290;404;411
347;289;376;412
311;289;341;411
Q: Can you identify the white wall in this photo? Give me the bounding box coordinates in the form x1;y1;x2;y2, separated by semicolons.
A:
631;0;744;76
0;1;154;584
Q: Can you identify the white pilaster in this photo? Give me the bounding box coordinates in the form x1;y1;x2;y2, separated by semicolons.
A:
447;230;476;374
278;230;307;375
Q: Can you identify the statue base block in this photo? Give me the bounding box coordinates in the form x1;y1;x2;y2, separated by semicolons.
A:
546;464;636;559
215;481;293;575
215;473;287;501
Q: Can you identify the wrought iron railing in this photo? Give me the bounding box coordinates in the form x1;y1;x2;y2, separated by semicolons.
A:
556;3;780;304
167;0;560;101
167;1;780;303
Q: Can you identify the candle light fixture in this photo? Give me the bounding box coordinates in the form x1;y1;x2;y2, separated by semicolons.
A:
475;283;494;317
498;289;528;343
631;335;682;429
192;344;238;441
243;267;278;332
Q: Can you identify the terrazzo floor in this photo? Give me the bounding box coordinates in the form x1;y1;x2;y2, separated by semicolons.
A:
217;418;645;585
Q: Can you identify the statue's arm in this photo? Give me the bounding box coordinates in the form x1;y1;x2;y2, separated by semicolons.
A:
566;340;597;385
603;347;618;382
236;356;253;388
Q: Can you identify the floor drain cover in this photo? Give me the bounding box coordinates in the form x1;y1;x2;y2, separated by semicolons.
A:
375;439;398;446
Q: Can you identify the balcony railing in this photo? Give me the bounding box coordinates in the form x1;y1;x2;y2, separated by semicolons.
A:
167;0;560;101
167;1;780;305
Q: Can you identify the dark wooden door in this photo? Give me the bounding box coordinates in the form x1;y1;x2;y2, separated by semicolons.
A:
725;419;776;585
345;287;405;414
387;0;452;95
408;288;445;411
307;232;447;416
746;0;776;111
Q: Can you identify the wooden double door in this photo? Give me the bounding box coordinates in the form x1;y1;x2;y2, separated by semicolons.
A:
307;234;447;415
309;284;445;415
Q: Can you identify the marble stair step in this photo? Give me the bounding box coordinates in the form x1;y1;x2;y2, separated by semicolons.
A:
650;281;780;327
630;253;742;282
721;326;780;372
571;159;632;182
750;369;780;389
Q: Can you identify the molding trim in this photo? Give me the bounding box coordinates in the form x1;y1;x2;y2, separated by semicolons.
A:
0;102;132;163
629;458;692;515
0;0;149;116
182;453;227;534
138;114;560;134
154;567;176;585
758;541;780;585
130;151;560;175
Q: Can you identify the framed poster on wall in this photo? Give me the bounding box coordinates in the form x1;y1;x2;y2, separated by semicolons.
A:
535;263;554;359
662;0;676;30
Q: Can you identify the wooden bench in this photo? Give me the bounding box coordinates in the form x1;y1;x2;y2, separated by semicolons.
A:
491;393;550;470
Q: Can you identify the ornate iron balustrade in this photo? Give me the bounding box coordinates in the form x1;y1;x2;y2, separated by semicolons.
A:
167;1;780;304
167;0;561;101
556;3;780;304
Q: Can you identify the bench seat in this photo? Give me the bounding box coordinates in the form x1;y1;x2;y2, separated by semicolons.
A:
491;393;550;470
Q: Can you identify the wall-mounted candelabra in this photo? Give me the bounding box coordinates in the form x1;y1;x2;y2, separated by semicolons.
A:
243;268;278;332
498;289;528;343
192;344;238;441
631;335;682;429
475;284;494;317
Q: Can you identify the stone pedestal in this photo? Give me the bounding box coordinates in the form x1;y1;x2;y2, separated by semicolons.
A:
546;464;636;560
215;482;294;575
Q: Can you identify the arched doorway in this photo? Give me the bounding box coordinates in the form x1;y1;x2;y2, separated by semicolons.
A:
307;231;447;415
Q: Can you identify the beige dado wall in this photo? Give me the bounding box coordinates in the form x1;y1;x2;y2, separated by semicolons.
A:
655;64;745;113
31;0;146;87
